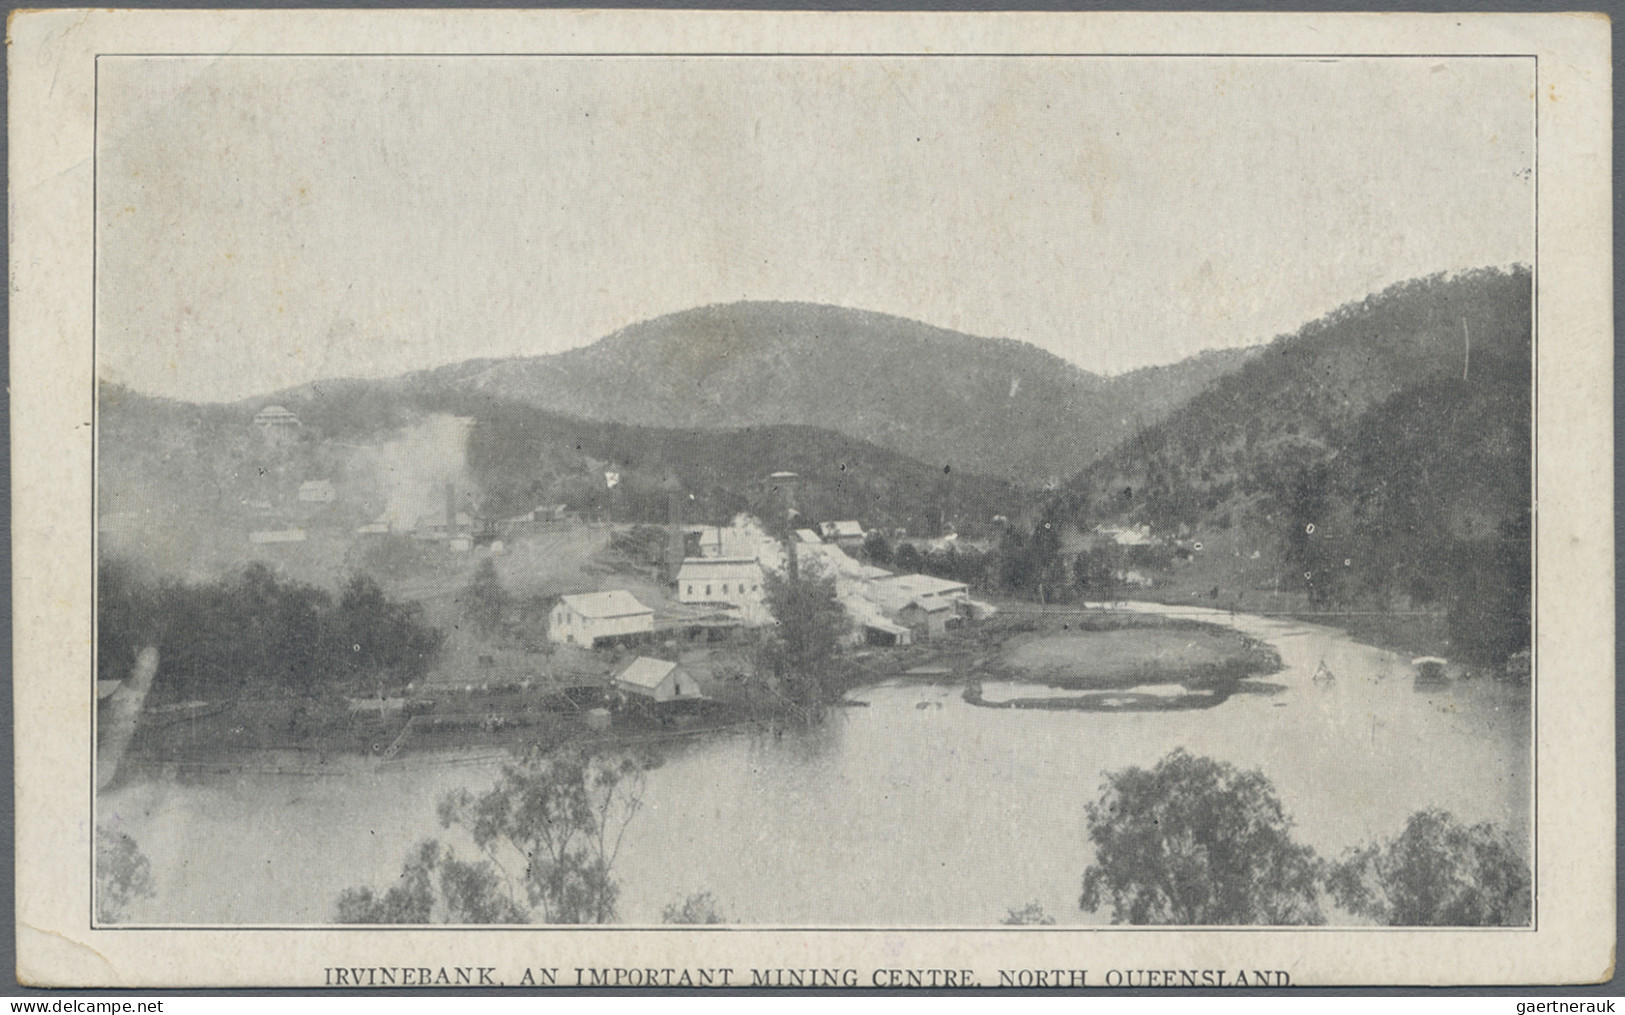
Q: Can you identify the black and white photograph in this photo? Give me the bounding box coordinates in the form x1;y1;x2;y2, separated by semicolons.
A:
9;8;1612;988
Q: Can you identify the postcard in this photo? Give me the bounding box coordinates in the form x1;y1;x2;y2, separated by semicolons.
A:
9;9;1612;987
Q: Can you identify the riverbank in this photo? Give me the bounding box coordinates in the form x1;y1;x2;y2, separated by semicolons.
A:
113;603;1284;778
1118;581;1488;675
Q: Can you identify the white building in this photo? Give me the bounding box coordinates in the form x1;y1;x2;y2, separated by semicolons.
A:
297;479;336;503
253;405;301;430
677;557;764;608
614;657;706;703
868;573;970;609
549;591;654;647
857;573;974;643
253;405;302;446
1095;523;1155;547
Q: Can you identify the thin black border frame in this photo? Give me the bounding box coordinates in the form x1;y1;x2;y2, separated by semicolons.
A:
86;50;1542;938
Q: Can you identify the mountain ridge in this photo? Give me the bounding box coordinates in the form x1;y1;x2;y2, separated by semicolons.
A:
253;300;1259;484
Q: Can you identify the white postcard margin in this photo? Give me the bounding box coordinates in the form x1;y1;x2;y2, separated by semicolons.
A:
8;9;1613;988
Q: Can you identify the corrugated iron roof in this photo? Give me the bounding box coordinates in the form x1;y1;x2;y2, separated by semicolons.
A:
559;590;652;618
677;558;762;583
617;656;678;690
876;573;969;598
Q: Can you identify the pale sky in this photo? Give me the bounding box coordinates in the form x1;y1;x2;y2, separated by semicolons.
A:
96;55;1533;403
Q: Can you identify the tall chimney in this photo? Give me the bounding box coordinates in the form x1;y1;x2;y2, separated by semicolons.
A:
667;487;685;582
445;481;456;535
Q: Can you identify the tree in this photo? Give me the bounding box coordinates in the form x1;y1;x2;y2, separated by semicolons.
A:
100;560;444;702
95;825;155;923
1327;809;1530;926
436;751;646;924
335;840;527;924
1444;512;1533;667
861;529;893;566
1079;750;1324;925
893;542;923;573
759;566;849;706
1000;902;1056;925
334;574;444;686
661;891;728;924
1072;548;1120;599
459;559;511;638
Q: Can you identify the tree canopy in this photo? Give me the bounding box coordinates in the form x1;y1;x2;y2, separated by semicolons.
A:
661;891;728;925
1327;808;1530;926
1079;750;1324;925
98;557;443;701
335;840;527;925
435;751;646;924
95;825;155;924
759;566;849;706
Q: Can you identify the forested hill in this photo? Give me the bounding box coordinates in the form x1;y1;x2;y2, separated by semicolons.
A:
375;302;1256;485
96;381;1022;543
1055;266;1532;662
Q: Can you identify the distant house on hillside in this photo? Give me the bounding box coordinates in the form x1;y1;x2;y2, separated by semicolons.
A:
820;520;866;549
253;405;301;444
1095;523;1155;547
297;479;336;503
677;558;766;616
614;657;706;703
549;591;654;647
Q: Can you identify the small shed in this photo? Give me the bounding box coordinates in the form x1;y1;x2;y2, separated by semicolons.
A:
614;657;706;703
898;598;954;640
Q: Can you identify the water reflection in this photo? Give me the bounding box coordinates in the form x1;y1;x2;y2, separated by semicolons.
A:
103;611;1529;927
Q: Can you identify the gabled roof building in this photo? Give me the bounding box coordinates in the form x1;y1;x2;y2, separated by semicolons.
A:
549;590;655;647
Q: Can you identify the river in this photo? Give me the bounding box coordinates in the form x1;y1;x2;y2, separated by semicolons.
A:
101;606;1530;926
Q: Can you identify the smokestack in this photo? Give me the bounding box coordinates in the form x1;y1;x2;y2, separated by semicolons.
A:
445;481;456;535
667;487;685;582
771;471;801;580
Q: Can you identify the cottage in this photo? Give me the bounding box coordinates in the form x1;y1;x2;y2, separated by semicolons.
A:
676;557;765;611
794;528;824;545
253;405;302;446
549;591;654;647
897;598;955;640
820;520;866;549
297;479;336;503
614;657;706;703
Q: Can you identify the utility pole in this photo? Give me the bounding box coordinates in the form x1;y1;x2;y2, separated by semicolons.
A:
1462;317;1470;382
